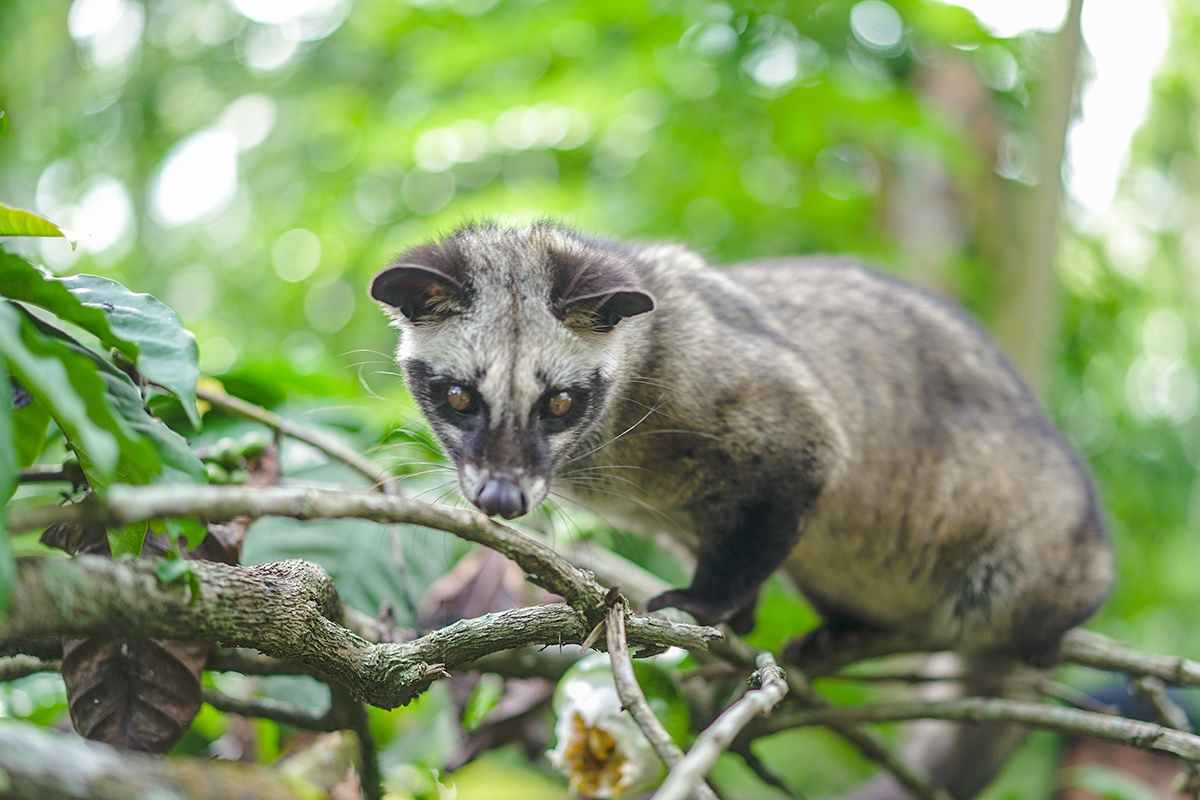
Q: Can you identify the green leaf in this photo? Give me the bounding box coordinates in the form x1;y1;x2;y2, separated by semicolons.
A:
166;517;208;550
18;309;166;489
12;396;51;468
0;251;114;332
0;521;13;620
155;556;202;603
85;337;206;486
0;110;7;138
108;522;148;557
58;273;201;431
155;556;192;583
0;251;201;430
0;302;125;483
0;202;70;242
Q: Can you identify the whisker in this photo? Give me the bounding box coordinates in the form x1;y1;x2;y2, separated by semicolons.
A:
564;396;667;466
549;483;684;534
396;467;456;483
556;471;645;492
559;462;647;475
339;347;396;359
536;497;605;555
411;479;461;503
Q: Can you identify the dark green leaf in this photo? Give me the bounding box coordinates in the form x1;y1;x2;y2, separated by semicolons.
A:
0;303;124;483
0;252;201;430
15;309;163;489
12;396;51;468
58;273;201;431
83;339;206;487
0;110;7;138
0;203;67;240
20;305;206;485
0;251;114;341
0;376;15;505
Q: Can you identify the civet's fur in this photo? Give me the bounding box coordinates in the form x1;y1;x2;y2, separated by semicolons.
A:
371;222;1112;796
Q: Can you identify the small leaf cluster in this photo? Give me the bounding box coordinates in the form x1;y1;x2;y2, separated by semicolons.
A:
199;432;268;485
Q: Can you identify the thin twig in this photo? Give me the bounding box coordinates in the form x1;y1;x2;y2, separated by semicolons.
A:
16;465;84;485
352;700;383;800
197;385;396;494
606;599;720;800
751;696;1200;761
1037;680;1116;715
0;654;61;681
203;687;338;731
825;669;1112;713
729;741;803;800
1132;677;1193;732
1064;629;1200;686
653;653;787;800
330;683;383;800
1130;676;1200;798
1064;628;1200;789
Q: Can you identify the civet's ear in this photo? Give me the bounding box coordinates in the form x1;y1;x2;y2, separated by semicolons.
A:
370;263;467;323
550;246;655;333
560;286;655;333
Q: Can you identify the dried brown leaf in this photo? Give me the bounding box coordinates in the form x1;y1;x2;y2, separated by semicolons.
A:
61;636;210;754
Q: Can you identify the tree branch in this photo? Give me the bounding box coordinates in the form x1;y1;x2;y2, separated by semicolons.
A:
329;682;384;800
993;0;1084;388
1132;676;1193;732
14;486;1200;788
0;554;719;709
787;671;953;800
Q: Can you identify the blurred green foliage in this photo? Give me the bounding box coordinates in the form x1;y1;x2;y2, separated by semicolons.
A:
0;0;1021;381
2;0;1199;796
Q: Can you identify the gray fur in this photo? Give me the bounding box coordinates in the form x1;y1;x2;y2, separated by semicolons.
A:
371;222;1113;794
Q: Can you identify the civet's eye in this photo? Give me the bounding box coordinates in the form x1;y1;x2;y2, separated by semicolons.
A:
543;390;573;418
445;385;477;413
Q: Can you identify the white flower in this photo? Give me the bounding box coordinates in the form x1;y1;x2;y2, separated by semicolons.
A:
547;654;689;799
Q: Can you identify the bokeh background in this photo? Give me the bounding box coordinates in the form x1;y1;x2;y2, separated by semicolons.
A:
2;0;1199;796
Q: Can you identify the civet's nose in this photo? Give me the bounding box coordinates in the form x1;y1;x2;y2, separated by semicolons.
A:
474;477;528;520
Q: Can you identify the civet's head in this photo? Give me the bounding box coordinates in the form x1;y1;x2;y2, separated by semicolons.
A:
371;223;654;519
